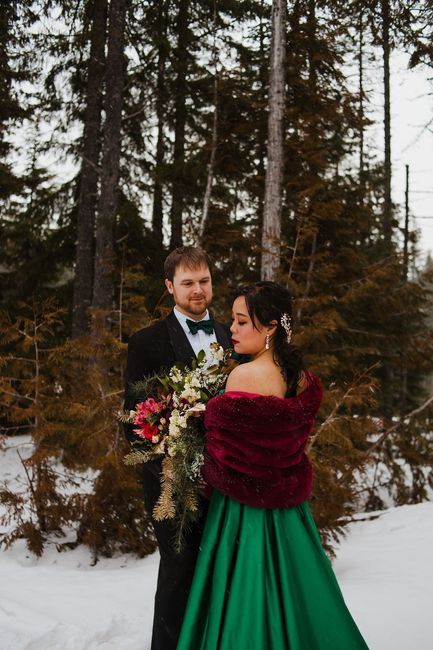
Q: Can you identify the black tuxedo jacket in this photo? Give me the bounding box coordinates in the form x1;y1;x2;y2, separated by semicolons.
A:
124;310;230;650
124;309;231;444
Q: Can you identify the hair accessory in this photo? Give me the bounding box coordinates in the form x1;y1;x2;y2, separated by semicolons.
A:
265;333;270;350
280;313;292;344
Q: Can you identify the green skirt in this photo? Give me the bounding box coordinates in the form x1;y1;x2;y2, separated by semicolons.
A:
177;491;369;650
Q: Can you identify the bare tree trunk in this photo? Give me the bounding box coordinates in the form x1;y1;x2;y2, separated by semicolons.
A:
92;0;127;317
169;0;189;250
381;0;392;247
257;0;268;234
199;2;219;243
261;0;286;281
403;164;409;280
199;74;218;243
151;0;168;252
381;0;394;417
358;5;365;200
72;0;108;338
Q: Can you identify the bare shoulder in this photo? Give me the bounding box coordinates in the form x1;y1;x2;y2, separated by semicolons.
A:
225;362;264;394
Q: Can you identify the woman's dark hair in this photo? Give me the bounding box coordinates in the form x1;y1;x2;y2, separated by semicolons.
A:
234;281;305;395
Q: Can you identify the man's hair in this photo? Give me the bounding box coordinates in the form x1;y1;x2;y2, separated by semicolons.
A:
164;246;212;281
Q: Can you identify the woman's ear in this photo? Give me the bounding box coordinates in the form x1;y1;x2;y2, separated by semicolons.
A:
267;320;278;336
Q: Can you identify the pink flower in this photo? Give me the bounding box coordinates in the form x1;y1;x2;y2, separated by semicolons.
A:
134;398;164;420
132;398;165;442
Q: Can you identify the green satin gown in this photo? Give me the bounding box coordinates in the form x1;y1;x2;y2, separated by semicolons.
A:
177;490;369;650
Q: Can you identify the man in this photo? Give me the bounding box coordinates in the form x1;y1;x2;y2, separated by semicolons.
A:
124;246;230;650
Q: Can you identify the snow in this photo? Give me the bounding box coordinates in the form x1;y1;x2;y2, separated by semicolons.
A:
1;436;433;649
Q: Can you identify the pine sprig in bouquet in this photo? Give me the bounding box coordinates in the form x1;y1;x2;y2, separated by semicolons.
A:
119;343;235;549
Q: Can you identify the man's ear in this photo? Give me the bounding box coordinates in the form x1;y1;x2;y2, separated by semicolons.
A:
165;279;173;294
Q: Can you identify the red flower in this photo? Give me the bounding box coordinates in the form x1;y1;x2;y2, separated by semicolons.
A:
133;422;160;441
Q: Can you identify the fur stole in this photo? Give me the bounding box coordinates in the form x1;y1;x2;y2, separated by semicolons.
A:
202;372;323;509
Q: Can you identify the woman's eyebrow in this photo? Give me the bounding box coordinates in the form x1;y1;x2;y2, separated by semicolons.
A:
232;311;248;317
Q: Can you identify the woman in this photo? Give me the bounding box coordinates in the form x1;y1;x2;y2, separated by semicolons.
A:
177;281;369;650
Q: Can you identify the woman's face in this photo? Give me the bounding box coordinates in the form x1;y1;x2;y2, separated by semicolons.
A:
230;296;269;356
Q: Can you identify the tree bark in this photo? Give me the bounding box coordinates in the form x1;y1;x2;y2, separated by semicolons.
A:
358;5;365;200
381;0;392;247
261;0;286;281
169;0;189;250
381;0;394;417
151;0;168;252
199;2;219;244
257;0;268;234
72;0;108;338
92;0;127;317
199;73;218;243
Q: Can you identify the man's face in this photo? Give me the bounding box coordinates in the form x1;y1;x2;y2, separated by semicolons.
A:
165;263;213;320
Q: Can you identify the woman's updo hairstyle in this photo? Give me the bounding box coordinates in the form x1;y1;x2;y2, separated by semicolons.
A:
234;281;305;396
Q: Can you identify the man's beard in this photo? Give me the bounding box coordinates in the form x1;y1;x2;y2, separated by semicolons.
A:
187;298;209;315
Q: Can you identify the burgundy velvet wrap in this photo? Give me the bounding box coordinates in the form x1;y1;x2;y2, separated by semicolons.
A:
202;373;323;509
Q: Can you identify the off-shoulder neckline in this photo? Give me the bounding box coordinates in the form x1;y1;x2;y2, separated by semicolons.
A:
222;374;318;401
223;390;299;401
224;390;284;398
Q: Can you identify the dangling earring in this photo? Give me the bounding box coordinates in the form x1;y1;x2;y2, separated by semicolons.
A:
265;334;270;350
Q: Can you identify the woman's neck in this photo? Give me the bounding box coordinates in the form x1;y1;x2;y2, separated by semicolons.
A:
251;347;274;362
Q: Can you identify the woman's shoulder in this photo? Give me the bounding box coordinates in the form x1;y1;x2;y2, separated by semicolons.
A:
225;361;263;394
225;360;287;397
224;366;321;400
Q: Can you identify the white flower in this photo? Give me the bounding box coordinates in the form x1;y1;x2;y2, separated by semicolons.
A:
169;367;182;382
185;403;206;419
179;386;201;403
210;343;224;362
169;421;180;437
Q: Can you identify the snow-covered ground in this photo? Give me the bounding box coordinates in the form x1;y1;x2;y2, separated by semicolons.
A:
1;437;433;649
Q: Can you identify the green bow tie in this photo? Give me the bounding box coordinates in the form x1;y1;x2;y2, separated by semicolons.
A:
186;318;215;335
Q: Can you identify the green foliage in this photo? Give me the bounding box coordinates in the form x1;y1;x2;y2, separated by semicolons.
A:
0;298;155;559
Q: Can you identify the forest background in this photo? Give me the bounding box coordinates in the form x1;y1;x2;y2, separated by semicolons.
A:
1;0;433;560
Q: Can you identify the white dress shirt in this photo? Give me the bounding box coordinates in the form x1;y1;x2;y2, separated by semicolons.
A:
173;307;218;358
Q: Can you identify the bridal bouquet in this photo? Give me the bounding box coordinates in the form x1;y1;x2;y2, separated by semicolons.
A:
119;343;234;548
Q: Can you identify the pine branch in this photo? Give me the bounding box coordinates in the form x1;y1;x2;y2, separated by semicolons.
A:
365;393;433;456
123;448;156;465
16;450;38;516
308;362;380;452
153;458;176;521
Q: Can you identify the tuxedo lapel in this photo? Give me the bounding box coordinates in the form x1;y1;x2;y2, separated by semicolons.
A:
165;310;196;366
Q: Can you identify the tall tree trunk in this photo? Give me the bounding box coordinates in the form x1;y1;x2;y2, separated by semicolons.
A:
286;0;302;279
381;0;392;247
257;0;268;234
381;0;394;417
199;1;219;243
261;0;286;281
403;164;409;280
358;5;365;201
72;0;108;338
151;0;168;252
199;73;218;243
169;0;189;250
297;0;319;320
92;0;127;317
